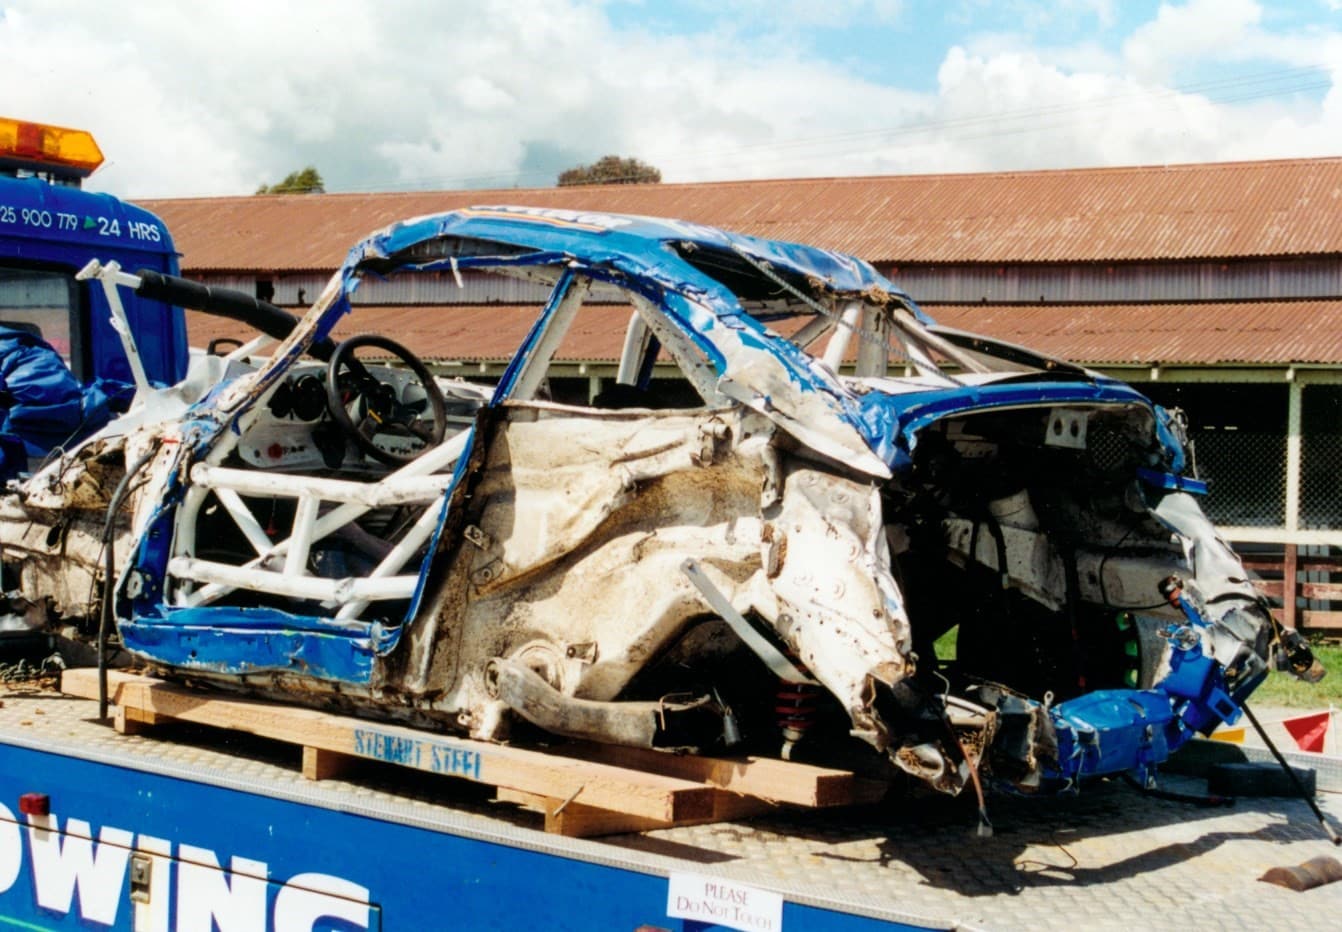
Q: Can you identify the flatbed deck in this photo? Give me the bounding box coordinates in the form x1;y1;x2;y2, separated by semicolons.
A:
3;683;1341;930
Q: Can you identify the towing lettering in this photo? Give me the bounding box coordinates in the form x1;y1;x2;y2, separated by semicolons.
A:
0;802;371;930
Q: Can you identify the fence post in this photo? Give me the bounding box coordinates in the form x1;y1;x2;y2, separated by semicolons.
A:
1284;542;1299;631
1286;379;1302;537
1285;380;1303;631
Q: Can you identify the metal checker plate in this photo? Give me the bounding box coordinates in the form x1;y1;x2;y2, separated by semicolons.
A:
3;687;1340;931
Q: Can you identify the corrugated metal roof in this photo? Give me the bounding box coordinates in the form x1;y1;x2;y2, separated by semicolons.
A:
141;157;1342;272
932;300;1342;366
187;299;1342;369
187;304;636;364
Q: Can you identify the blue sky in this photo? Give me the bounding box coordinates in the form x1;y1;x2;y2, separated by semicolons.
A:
1;0;1339;197
608;1;1336;93
601;0;1341;125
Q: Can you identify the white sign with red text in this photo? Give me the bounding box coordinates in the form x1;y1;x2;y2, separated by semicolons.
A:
667;871;783;932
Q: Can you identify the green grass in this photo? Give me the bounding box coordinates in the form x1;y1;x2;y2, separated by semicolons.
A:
928;626;1342;709
932;627;958;663
1249;642;1342;709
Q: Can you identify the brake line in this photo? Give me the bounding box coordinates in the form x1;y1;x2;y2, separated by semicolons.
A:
98;448;157;720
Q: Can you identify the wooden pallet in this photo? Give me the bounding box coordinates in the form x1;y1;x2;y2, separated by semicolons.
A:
61;669;883;837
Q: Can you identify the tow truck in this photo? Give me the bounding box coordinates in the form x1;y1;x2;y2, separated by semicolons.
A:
0;129;1339;930
0;116;187;477
2;677;1340;930
0;117;187;666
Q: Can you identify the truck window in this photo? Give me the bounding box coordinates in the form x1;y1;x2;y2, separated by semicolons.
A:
0;265;78;368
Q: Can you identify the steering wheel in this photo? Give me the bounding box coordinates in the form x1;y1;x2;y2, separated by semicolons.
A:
325;334;448;465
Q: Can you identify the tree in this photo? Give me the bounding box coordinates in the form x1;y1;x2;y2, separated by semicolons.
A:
255;166;325;195
557;155;661;187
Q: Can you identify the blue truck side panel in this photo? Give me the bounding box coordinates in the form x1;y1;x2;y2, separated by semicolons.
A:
0;176;188;387
0;742;932;931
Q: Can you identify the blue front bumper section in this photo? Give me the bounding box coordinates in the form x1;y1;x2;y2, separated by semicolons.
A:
1045;586;1247;789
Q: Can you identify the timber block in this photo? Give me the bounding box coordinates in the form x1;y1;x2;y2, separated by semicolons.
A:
112;703;161;736
497;787;778;838
558;741;875;807
302;745;355;781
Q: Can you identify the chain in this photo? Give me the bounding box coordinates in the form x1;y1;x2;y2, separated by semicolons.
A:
0;651;65;688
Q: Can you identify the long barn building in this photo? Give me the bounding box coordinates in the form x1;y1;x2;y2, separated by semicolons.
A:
140;157;1342;628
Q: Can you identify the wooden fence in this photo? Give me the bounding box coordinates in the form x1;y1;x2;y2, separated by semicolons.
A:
1240;545;1342;637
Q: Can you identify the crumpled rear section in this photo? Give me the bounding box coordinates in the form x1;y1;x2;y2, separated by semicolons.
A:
759;462;978;792
890;401;1284;793
389;403;938;769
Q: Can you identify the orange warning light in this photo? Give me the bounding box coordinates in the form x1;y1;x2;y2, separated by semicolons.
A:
0;116;104;177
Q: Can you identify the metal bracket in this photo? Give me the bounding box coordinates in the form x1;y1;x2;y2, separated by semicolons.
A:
129;853;152;904
680;558;815;684
1045;408;1088;449
76;259;153;404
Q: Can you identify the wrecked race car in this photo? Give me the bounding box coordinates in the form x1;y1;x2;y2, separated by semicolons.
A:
0;206;1321;796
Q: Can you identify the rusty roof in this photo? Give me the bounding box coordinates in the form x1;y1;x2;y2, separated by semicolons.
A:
187;304;638;365
187;299;1342;370
141;157;1342;272
931;301;1342;366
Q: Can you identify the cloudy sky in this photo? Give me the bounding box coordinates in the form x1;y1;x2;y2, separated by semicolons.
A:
2;0;1339;198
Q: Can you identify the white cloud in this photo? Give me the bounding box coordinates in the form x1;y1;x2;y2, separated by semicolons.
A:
1122;0;1263;82
0;0;1338;199
2;0;933;194
949;0;1116;34
676;0;907;29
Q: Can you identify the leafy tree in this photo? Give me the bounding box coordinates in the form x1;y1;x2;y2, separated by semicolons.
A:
557;155;661;187
256;166;325;195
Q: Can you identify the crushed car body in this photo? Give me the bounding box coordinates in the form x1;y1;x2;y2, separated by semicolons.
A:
0;206;1319;796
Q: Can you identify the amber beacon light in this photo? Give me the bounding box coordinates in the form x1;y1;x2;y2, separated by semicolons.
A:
0;117;104;177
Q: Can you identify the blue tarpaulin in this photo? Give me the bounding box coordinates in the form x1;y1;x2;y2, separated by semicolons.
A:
0;326;131;479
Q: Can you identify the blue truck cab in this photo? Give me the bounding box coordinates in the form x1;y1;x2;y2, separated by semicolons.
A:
0;117;187;472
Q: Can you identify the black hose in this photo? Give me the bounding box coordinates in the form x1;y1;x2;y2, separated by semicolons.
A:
134;269;336;361
97;449;156;720
1121;772;1235;807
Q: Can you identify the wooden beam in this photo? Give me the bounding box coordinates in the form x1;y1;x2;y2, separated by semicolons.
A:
1299;555;1342;573
1251;579;1285;599
302;746;354;781
557;741;872;807
1300;610;1342;633
1300;581;1342;602
62;669;715;824
497;787;779;838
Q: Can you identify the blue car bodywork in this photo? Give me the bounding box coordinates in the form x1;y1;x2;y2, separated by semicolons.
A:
6;207;1296;795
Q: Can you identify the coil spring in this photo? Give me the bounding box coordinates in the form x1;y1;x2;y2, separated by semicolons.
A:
776;682;821;741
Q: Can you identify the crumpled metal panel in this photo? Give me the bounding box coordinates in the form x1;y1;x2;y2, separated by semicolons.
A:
330;207;911;477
